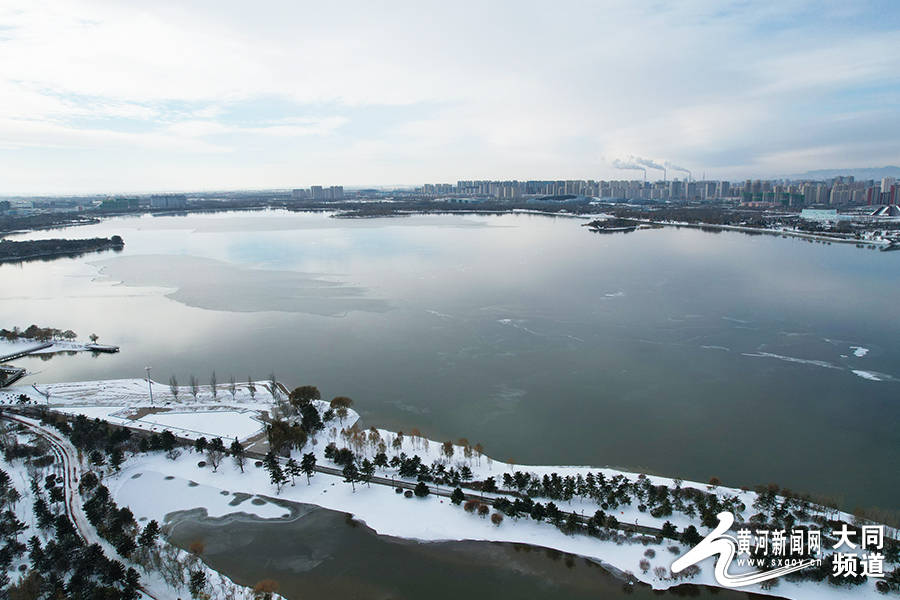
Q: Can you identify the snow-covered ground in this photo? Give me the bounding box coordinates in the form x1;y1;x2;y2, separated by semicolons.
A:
0;337;111;358
110;446;890;600
3;377;895;599
2;378;277;442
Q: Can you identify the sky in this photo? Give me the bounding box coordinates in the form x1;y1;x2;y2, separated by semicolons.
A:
0;0;898;194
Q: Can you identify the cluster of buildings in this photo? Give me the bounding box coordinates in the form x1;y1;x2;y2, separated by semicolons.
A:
291;185;343;201
415;176;900;208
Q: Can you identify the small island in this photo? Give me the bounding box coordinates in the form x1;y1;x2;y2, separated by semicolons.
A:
0;235;124;264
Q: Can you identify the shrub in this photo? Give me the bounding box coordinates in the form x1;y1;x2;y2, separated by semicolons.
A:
477;504;490;518
464;500;479;513
491;513;503;526
639;558;650;573
197;461;206;468
404;490;413;498
394;487;403;494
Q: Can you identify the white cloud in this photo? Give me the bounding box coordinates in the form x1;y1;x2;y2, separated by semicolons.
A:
0;0;897;193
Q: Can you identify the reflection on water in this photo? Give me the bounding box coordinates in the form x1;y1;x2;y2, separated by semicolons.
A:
166;503;770;600
2;210;898;511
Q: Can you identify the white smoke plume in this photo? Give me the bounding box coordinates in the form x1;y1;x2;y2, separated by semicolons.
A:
611;158;646;175
665;161;692;177
633;156;665;172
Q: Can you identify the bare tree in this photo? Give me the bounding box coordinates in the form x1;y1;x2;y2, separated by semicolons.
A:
247;376;256;399
210;370;217;399
268;372;279;399
189;375;199;400
169;376;179;400
228;375;237;400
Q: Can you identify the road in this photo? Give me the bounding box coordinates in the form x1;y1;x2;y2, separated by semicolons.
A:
8;405;669;541
1;413;163;600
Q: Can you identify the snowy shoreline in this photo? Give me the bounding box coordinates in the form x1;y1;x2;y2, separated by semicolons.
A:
3;377;897;599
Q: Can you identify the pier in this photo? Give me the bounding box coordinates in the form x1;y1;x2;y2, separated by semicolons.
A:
0;342;53;363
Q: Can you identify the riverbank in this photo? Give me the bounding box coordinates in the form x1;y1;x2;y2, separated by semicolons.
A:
5;376;895;599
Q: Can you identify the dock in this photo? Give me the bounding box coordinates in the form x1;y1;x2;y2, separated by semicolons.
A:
0;366;26;388
0;342;53;363
85;344;120;353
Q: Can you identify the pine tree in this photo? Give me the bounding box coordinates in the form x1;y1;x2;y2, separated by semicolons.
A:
343;463;359;492
300;452;317;484
285;458;300;485
230;439;245;473
138;520;160;548
189;570;207;599
450;487;465;505
360;459;375;488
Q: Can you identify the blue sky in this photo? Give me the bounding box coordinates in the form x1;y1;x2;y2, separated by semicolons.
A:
0;0;898;194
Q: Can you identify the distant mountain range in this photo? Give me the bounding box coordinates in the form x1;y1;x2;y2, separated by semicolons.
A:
779;166;900;182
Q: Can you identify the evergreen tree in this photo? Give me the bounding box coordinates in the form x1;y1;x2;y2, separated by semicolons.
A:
343;463;359;492
414;481;430;497
189;570;207;599
230;439;246;473
138;520;160;548
451;487;465;505
360;459;375;488
300;452;317;484
285;458;300;485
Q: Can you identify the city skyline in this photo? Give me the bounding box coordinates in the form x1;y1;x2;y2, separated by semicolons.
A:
1;1;899;194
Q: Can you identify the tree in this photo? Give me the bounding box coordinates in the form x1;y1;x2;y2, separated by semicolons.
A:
189;375;199;400
681;525;702;546
268;373;279;399
290;386;321;410
263;452;286;492
228;375;237;400
209;370;217;399
285;458;299;485
336;406;349;424
160;430;176;452
414;481;429;497
230;439;246;472
253;579;280;600
661;521;678;539
206;438;226;472
169;376;179;400
109;447;124;472
248;376;256;399
460;465;473;482
189;570;207;599
89;449;106;467
343;462;359;492
482;476;497;495
451;487;465;505
300;452;317;484
194;436;208;454
441;440;454;459
360;458;375;488
491;512;503;526
299;402;323;433
330;396;353;412
89;333;99;343
138;520;160;548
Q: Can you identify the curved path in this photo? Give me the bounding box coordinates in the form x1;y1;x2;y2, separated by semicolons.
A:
1;413;163;600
